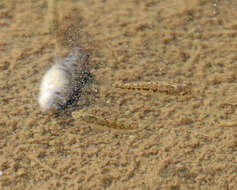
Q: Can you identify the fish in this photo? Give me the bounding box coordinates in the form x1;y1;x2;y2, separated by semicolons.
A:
38;47;91;112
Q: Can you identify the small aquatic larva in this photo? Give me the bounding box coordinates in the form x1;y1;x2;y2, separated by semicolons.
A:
38;47;91;112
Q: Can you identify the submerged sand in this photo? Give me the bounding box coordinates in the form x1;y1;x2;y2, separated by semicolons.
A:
0;0;237;189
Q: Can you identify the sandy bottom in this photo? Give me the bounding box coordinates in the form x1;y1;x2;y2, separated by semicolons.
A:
0;0;237;189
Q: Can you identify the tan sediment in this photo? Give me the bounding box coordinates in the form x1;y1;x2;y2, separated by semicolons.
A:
26;154;60;176
1;0;237;189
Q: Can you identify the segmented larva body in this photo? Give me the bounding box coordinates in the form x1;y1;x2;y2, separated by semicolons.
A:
113;82;191;95
72;112;137;130
38;47;90;112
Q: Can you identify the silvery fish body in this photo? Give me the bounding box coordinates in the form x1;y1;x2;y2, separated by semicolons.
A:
38;47;90;112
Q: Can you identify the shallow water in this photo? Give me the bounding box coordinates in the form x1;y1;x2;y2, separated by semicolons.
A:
0;0;237;189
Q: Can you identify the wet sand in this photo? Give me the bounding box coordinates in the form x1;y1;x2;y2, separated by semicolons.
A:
0;0;237;189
